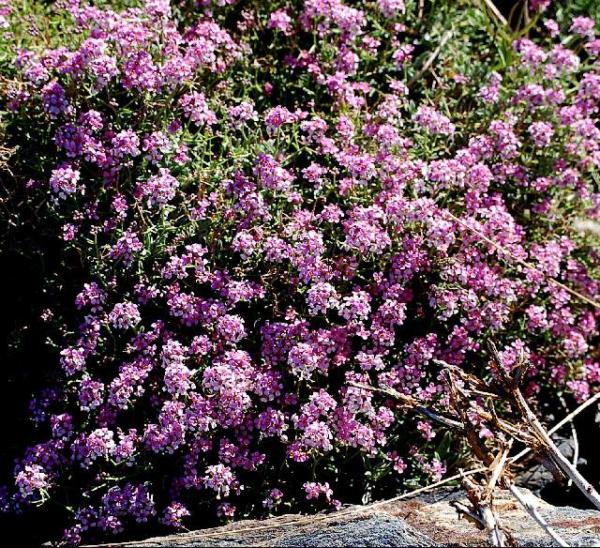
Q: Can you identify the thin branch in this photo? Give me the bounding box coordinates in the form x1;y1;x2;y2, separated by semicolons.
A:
461;474;507;547
509;484;569;547
408;31;452;88
513;389;600;511
559;395;579;489
479;0;508;26
445;210;600;309
511;392;600;462
486;444;512;500
348;381;464;430
372;391;600;507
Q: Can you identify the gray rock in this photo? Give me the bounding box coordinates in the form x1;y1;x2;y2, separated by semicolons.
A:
274;515;434;547
84;488;600;547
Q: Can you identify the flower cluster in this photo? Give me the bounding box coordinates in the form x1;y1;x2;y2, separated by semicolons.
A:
1;1;598;546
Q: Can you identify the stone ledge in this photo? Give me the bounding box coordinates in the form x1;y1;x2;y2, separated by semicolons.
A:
84;488;600;547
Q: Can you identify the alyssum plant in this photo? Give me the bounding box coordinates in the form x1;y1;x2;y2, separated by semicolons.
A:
0;0;598;545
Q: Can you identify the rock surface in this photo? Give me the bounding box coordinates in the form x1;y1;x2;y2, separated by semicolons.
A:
85;488;600;547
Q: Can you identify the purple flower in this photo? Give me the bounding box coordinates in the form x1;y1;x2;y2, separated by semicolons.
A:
413;106;455;135
72;428;116;468
264;106;297;132
15;464;48;499
136;168;179;207
377;0;405;17
392;44;414;67
306;282;339;315
60;346;86;376
109;230;144;266
570;17;596;38
75;282;107;312
41;81;69;118
108;302;141;330
179;92;217;126
49;165;80;199
160;502;190;528
268;9;293;34
164;363;194;396
339;290;371;323
528;121;554;147
288;342;322;380
112;129;141;158
203;464;238;498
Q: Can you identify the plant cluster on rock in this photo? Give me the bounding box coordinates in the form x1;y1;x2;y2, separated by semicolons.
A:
0;0;598;545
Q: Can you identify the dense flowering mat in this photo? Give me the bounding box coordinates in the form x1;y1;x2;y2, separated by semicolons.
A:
0;0;598;545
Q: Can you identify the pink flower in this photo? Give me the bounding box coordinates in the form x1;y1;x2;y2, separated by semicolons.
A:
109;302;141;330
160;502;190;528
49;165;80;198
528;121;554;147
16;465;48;499
268;9;293;34
570;17;596;38
392;44;414;67
413;106;455;135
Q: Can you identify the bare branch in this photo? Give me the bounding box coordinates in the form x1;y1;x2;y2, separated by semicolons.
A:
408;31;452;88
348;381;464;430
478;0;508;26
508;484;569;547
445;210;600;309
511;392;600;462
559;395;580;489
513;388;600;511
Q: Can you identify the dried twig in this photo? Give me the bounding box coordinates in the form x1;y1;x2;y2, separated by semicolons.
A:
513;387;600;511
511;391;600;462
486;443;512;499
484;342;600;511
408;31;452;88
459;474;508;547
559;395;580;489
387;342;600;546
445;210;600;309
479;0;508;26
348;381;464;429
376;391;600;507
508;484;569;547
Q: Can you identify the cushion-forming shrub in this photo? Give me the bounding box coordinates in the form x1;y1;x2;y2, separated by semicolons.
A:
0;0;599;544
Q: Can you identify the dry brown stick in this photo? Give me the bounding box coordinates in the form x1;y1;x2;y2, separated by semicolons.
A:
508;484;569;547
487;449;514;547
408;31;452;88
482;504;506;547
453;500;506;547
513;389;600;511
479;0;509;26
450;349;573;548
445;210;600;309
486;343;600;510
486;443;512;500
375;391;600;508
348;381;464;429
512;391;600;462
460;474;507;547
559;395;580;489
353;379;600;483
354;375;528;444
